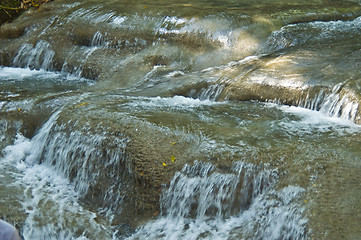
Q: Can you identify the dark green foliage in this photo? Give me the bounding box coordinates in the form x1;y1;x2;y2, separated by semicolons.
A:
0;0;53;25
0;0;24;25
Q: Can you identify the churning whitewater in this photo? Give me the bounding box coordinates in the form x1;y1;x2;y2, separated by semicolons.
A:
1;0;361;239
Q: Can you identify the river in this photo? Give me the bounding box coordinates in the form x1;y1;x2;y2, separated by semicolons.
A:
1;0;361;239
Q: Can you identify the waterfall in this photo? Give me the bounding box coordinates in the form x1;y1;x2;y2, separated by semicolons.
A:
161;161;278;218
295;89;326;112
31;112;131;215
91;31;106;47
294;83;359;122
188;84;225;101
319;83;359;122
128;161;308;240
2;1;361;239
3;110;61;165
2;109;133;238
12;41;55;71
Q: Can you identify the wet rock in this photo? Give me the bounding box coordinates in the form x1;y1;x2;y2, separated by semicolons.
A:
38;99;204;228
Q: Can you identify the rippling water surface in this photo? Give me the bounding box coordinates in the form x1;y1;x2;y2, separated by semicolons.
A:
1;0;361;239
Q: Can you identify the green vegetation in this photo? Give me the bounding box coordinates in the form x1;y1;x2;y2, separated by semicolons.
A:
0;0;23;25
0;0;52;25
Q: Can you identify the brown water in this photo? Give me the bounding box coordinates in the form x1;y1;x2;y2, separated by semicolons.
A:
0;0;361;239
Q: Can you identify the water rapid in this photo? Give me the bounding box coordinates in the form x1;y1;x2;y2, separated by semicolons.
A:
1;0;361;239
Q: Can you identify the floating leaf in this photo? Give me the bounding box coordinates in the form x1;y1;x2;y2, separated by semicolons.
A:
140;172;144;176
171;141;176;146
171;155;175;162
162;162;167;167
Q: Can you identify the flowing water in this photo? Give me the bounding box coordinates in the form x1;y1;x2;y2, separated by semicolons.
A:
1;0;361;239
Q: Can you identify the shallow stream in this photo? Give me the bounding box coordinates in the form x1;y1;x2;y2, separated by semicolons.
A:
1;0;361;239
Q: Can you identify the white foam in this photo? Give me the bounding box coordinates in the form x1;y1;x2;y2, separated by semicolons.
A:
2;133;32;165
0;67;60;80
281;105;358;125
0;66;95;84
165;70;185;78
275;104;361;134
0;101;6;110
111;16;127;26
163;16;187;26
126;95;219;109
20;163;113;240
1;111;116;239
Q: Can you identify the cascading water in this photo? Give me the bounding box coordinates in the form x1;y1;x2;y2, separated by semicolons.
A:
318;83;359;121
1;110;116;239
1;0;361;239
12;41;55;71
128;161;307;240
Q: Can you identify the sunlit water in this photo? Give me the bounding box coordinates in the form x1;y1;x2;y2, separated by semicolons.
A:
1;0;361;239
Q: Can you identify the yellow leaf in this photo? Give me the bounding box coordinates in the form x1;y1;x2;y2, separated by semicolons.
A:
140;172;144;176
171;141;176;146
171;155;175;162
304;200;308;203
75;102;88;108
18;108;22;112
162;162;167;167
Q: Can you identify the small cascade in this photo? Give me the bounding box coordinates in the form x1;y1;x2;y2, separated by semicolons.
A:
295;89;327;112
12;41;55;71
3;110;61;165
37;119;132;219
161;161;278;219
188;84;225;101
294;84;359;122
3;109;134;231
73;47;99;78
2;1;361;239
40;124;130;201
319;83;359;122
128;161;308;240
264;16;361;53
91;31;106;47
1;111;111;238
